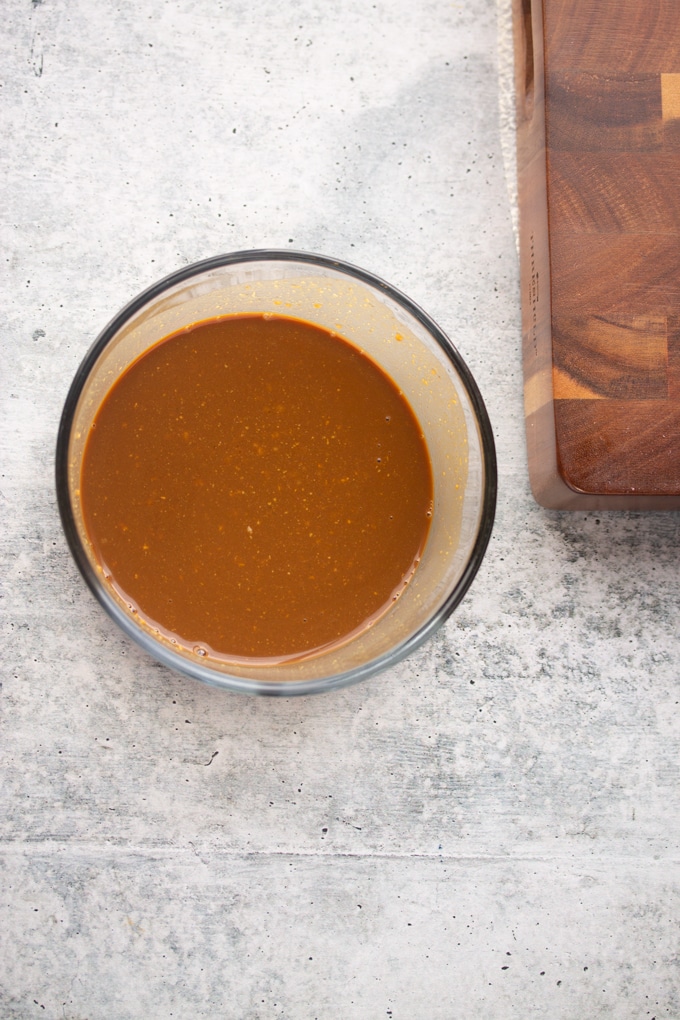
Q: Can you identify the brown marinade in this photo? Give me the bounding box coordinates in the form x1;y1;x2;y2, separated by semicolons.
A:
81;315;433;660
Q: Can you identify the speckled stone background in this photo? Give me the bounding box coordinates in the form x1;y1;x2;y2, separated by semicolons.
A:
2;1;679;1017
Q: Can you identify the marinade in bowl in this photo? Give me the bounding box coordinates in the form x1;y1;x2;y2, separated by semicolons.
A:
56;251;496;694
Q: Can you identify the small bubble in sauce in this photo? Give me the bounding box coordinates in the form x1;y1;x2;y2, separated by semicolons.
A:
193;645;208;657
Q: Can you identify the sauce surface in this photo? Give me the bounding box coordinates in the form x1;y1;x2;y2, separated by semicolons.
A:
81;315;433;660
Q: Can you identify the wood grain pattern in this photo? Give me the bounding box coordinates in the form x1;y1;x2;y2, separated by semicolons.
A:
548;72;663;152
514;0;680;508
555;400;680;494
550;236;680;315
545;0;680;72
548;153;680;234
668;315;680;400
552;315;668;400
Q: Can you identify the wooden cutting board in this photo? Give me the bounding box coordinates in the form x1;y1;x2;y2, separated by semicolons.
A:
513;0;680;508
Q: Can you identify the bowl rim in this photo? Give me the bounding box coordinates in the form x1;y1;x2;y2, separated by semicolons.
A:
55;249;497;695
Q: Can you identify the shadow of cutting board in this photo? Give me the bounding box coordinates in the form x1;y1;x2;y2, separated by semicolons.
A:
513;0;680;508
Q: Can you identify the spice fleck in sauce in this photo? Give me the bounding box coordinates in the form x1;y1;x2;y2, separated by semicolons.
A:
81;315;433;661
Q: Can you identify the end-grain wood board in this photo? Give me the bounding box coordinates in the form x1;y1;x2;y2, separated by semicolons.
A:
513;0;680;509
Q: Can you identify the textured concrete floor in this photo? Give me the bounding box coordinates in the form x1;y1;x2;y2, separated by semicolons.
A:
2;0;679;1017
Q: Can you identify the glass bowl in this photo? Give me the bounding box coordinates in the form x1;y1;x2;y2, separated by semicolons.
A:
56;251;496;695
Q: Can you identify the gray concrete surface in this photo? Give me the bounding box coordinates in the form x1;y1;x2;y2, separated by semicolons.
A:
2;0;679;1017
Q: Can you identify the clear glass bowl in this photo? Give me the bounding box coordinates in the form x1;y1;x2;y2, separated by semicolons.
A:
56;251;496;695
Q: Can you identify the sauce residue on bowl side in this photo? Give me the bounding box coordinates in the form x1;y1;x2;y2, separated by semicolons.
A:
80;314;433;662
